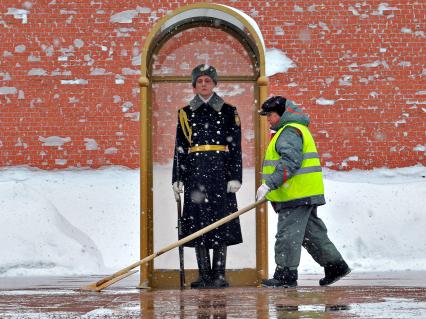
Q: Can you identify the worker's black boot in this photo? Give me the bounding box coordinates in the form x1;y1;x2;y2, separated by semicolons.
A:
319;259;351;286
261;266;298;288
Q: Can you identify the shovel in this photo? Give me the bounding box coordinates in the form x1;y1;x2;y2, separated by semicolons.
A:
80;198;267;292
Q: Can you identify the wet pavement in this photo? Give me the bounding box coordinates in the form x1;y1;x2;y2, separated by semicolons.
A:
1;272;426;318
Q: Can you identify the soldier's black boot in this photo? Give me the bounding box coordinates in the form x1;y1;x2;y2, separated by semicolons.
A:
191;245;212;289
212;245;229;288
319;259;351;286
261;266;298;288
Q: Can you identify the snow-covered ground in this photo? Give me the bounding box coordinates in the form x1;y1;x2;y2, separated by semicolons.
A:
0;165;425;277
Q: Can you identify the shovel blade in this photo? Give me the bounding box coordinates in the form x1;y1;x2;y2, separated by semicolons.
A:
79;269;138;292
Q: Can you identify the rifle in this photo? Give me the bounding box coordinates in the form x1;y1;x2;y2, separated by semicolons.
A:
176;153;185;289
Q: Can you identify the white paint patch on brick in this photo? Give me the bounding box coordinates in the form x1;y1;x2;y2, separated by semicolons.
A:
110;10;138;23
361;60;389;69
136;6;151;14
348;6;360;16
179;62;190;70
124;112;140;122
316;98;335;105
73;39;84;48
38;136;71;147
394;119;407;127
372;3;399;16
6;8;29;24
41;45;54;57
60;79;88;85
413;145;426;155
307;5;316;12
215;85;246;97
104;147;118;155
369;91;379;98
55;159;67;165
84;138;98;151
339;75;352;86
294;5;303;12
3;51;13;57
416;91;426;95
15;45;26;53
122;68;140;75
274;26;284;36
113;95;121;103
15;138;28;148
319;22;330;31
18;90;25;99
132;54;141;66
340;156;359;168
414;31;425;38
28;68;47;76
90;68;110;76
115;77;124;84
28;54;41;62
0;72;11;80
399;61;411;67
0;87;17;95
51;70;71;76
22;2;33;9
401;27;412;34
60;9;76;14
121;102;133;112
244;129;254;142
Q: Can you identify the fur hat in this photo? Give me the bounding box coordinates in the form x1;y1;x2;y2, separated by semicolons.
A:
191;64;218;87
258;96;287;116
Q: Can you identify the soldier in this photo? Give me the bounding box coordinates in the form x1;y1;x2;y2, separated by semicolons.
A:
172;64;243;289
256;96;351;288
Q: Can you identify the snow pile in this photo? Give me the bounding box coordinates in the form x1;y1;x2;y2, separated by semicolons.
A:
0;165;425;277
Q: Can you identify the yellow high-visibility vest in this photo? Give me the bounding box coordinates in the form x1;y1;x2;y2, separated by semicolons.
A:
262;123;324;202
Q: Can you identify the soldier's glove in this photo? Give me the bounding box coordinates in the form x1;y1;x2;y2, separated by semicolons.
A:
227;180;241;193
172;181;184;201
256;184;270;201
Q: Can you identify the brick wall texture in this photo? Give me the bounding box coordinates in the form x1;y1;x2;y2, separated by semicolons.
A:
1;1;425;170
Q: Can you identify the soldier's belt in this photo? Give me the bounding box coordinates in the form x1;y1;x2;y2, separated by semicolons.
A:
189;145;228;153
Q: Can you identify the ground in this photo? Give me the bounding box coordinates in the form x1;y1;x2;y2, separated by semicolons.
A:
1;272;426;318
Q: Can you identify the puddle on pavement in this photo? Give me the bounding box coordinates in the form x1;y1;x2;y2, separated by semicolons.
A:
1;286;426;318
347;298;426;318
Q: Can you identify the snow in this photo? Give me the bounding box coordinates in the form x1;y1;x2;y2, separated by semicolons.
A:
265;48;296;77
0;165;425;277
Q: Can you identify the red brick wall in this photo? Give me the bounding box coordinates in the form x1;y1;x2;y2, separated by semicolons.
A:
1;1;425;170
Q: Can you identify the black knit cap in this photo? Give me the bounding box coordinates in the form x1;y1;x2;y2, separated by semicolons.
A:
191;64;218;87
258;96;287;116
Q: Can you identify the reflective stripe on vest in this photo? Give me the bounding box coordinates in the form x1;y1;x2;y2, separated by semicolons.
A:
262;123;324;202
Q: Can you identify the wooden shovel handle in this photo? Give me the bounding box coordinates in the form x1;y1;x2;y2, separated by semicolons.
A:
94;198;267;288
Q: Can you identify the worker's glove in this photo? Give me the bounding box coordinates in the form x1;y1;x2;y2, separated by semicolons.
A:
227;180;241;193
256;183;270;201
172;181;184;201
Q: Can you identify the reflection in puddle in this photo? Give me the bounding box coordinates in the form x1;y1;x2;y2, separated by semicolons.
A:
348;298;426;319
271;303;351;318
